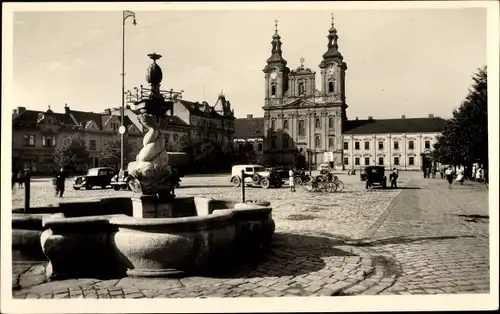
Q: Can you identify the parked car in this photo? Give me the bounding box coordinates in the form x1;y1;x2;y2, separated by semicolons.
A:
111;170;132;191
364;166;387;189
73;167;117;190
230;165;283;189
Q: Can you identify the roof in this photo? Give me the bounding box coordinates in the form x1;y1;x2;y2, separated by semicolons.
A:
234;117;264;139
343;117;446;135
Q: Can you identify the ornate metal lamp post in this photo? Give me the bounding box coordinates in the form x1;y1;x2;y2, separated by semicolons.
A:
125;53;187;212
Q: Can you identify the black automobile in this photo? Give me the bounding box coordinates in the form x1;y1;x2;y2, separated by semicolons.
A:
111;170;132;191
73;167;117;190
268;167;311;186
364;166;387;189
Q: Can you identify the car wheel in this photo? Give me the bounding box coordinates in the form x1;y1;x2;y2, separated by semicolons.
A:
260;178;270;189
232;176;241;187
252;174;260;184
113;185;120;191
85;184;92;190
73;187;80;190
294;177;303;186
101;185;107;189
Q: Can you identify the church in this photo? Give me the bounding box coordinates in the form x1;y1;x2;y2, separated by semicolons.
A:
235;16;446;171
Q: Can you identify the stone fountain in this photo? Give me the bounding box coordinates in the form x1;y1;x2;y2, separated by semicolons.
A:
13;53;275;280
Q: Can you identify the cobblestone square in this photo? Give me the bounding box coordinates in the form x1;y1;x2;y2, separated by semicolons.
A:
11;172;490;298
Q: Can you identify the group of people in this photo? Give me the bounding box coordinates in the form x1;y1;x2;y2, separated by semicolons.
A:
11;167;68;198
442;165;486;189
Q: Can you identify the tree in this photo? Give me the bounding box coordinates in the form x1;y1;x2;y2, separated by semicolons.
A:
434;66;488;173
53;134;90;171
100;135;138;169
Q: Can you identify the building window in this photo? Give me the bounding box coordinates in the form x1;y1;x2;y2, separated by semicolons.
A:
298;82;305;95
364;157;370;165
271;119;276;130
283;119;288;130
328;137;334;147
42;136;46;147
394;141;399;150
355;142;360;150
355;157;360;166
298;120;305;136
271;84;276;97
283;136;289;149
409;141;414;150
315;135;321;148
364;141;370;150
23;134;35;146
409;156;415;165
394;157;400;166
271;136;277;149
425;140;430;149
90;140;97;150
258;143;263;151
328;116;334;128
315;118;321;129
343;157;349;165
378;157;384;165
52;137;56;147
344;142;349;150
378;141;384;150
328;81;334;93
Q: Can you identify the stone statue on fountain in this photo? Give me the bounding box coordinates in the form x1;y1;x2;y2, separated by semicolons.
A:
126;53;187;206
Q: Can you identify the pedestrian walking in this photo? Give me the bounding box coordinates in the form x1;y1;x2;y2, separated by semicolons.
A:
445;166;454;189
440;166;445;179
475;166;482;183
456;167;465;185
55;167;67;198
390;168;399;188
288;168;296;192
16;171;24;189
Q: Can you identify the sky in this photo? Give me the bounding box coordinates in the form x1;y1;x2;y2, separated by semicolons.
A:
11;6;486;120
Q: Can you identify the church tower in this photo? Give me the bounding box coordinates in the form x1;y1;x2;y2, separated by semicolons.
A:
263;20;290;107
318;14;348;121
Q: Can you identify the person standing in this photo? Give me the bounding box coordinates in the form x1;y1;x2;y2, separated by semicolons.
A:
390;168;399;188
445;166;454;189
456;167;465;185
55;167;67;198
288;168;296;192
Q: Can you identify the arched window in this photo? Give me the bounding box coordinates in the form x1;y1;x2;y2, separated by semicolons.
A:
271;119;276;130
315;118;321;129
271;84;276;97
315;135;321;148
328;116;334;129
298;82;305;95
283;119;288;130
298;120;305;136
328;81;334;93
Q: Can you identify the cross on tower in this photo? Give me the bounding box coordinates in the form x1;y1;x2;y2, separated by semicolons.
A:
300;57;305;66
274;19;278;32
331;13;334;26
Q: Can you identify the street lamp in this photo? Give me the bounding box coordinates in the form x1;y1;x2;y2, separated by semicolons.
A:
120;10;137;172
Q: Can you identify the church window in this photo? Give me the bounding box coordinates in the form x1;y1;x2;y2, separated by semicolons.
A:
298;120;305;136
283;119;288;130
298;82;305;95
328;81;334;93
315;118;321;129
328;137;334;147
328;116;334;128
271;84;276;97
315;135;321;148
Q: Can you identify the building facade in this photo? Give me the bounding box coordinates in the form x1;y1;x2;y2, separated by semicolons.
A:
234;17;446;170
233;114;264;152
262;19;347;169
12;104;142;174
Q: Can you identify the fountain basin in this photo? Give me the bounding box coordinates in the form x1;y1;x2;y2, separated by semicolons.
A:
13;196;274;279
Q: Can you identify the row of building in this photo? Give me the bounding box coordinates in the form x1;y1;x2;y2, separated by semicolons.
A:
12;17;446;173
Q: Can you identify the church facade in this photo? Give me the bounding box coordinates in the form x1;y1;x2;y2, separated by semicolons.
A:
262;18;348;169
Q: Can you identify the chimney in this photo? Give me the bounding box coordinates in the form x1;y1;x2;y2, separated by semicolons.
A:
246;114;253;119
401;114;406;119
368;116;373;120
64;103;70;114
17;106;26;114
428;114;434;118
355;116;358;120
104;108;111;115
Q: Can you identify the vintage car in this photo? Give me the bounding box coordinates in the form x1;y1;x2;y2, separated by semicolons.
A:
73;167;117;190
230;165;282;189
364;166;387;189
110;170;132;191
268;166;311;186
